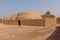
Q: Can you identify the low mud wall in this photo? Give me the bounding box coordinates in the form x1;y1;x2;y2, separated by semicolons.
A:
0;19;2;23
8;20;17;25
57;18;60;24
45;18;56;27
3;20;17;25
20;19;45;26
3;20;8;24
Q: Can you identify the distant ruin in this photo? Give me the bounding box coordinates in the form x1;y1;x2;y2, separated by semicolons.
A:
0;11;57;27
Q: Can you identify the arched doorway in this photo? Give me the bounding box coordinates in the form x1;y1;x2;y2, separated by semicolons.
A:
18;20;21;25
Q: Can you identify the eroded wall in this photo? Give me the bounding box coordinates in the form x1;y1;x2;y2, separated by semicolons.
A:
45;17;56;27
0;19;2;23
2;17;56;27
20;19;45;26
3;20;17;25
57;18;60;24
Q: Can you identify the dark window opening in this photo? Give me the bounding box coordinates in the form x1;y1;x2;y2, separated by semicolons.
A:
18;20;21;25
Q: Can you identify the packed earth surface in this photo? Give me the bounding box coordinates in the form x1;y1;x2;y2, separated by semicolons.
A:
0;23;60;40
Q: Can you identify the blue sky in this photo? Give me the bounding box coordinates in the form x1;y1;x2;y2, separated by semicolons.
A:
0;0;60;18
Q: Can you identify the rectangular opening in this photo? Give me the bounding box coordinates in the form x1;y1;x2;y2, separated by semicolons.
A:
18;20;21;25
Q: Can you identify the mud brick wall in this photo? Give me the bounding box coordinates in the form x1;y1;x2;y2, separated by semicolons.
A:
57;18;60;24
8;20;17;25
20;19;45;26
3;20;9;25
45;17;56;27
3;20;17;25
0;19;2;23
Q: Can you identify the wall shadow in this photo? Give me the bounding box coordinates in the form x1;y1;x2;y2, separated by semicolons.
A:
47;26;60;40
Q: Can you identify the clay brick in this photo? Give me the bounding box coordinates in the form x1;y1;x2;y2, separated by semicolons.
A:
57;18;60;24
0;19;2;23
20;19;45;26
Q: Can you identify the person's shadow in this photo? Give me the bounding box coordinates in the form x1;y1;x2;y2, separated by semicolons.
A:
47;26;60;40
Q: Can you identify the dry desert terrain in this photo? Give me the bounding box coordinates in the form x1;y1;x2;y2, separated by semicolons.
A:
0;23;59;40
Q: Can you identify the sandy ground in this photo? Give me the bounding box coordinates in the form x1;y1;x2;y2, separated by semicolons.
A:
0;23;56;40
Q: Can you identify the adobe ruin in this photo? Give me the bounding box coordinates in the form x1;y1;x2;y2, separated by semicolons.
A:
0;11;57;27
